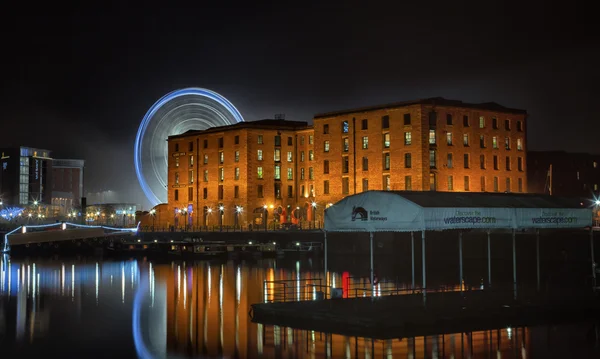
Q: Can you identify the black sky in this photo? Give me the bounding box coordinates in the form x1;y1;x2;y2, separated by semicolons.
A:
1;1;598;209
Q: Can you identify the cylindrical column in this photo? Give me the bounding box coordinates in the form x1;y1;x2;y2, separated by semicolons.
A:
487;231;492;288
591;228;596;289
512;229;517;299
369;232;374;296
459;232;463;292
536;229;540;291
411;232;415;290
422;230;426;300
324;231;328;287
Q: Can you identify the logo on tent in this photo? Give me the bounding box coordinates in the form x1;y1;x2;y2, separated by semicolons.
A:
351;206;368;221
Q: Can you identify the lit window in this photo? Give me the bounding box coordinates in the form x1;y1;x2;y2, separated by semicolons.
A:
309;150;314;161
204;155;208;164
342;121;349;133
492;136;498;149
219;151;224;164
383;133;390;148
505;137;510;150
517;139;523;151
257;167;263;179
258;135;263;144
257;150;263;161
189;170;194;183
362;136;368;149
234;151;239;162
301;151;305;162
429;130;436;145
343;138;349;152
203;170;208;182
309;167;314;180
190;155;194;167
274;165;281;180
479;116;485;128
287;151;293;162
448;175;453;191
219;168;224;181
175;172;179;185
383;175;391;191
274;149;281;162
404;132;412;145
175;156;179;167
446;132;453;145
235;167;240;180
287;168;293;180
309;135;313;144
463;134;469;146
429;150;436;168
324;141;330;152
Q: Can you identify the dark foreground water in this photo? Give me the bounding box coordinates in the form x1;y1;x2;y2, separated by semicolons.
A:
0;254;598;358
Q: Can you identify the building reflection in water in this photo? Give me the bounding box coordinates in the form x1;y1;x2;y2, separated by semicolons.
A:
0;254;595;358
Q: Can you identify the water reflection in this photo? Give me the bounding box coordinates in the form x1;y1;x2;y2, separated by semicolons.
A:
0;254;598;358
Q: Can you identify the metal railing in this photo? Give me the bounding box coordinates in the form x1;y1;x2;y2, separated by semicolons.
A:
138;222;324;233
263;278;328;303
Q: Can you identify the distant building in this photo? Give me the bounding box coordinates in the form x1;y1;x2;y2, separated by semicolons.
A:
51;159;85;215
0;147;53;206
157;97;528;228
85;203;137;226
527;151;600;199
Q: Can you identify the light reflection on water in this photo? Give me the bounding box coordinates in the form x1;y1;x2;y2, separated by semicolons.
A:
0;254;598;358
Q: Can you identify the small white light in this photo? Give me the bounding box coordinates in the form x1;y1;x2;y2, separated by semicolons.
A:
154;240;157;243
248;241;253;245
272;242;276;245
170;240;174;243
296;242;300;246
595;200;600;205
137;239;141;243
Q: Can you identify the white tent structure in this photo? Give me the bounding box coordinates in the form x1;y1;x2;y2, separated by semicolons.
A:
323;191;595;298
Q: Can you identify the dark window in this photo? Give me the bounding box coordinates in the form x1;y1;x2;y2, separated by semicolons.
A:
323;124;329;134
505;156;511;171
342;177;349;194
446;114;453;125
188;187;193;201
218;185;223;200
324;160;330;174
505;119;510;131
257;135;263;144
405;153;412;168
481;177;486;192
518;157;523;171
382;115;390;129
218;137;224;148
234;136;239;145
493;156;498;170
274;183;281;199
361;119;368;130
429;111;437;126
323;180;330;194
430;150;436;168
362;157;368;171
447;153;453;168
188;142;193;151
203;188;208;199
464;176;470;191
274;136;281;146
234;186;239;198
287;185;293;198
463;115;469;127
342;156;349;174
492;118;498;129
174;189;179;201
480;135;485;148
463;154;469;168
175;143;179;152
287;137;293;146
480;154;486;169
362;178;369;191
203;139;208;149
405;176;412;190
518;178;523;192
517;121;523;132
343;138;349;152
404;113;411;125
257;185;263;198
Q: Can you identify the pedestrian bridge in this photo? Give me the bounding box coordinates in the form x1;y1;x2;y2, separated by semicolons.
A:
2;222;139;253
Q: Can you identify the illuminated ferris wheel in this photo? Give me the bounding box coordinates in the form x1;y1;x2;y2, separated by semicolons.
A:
134;88;244;207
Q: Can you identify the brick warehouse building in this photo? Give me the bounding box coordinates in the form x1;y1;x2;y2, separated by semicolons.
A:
157;98;528;229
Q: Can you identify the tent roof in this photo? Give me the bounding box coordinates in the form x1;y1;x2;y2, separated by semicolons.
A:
384;191;587;209
324;191;592;232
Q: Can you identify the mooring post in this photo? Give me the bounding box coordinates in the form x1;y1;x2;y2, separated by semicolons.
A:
411;231;415;291
369;232;374;297
591;228;596;289
512;229;517;299
422;230;427;303
487;230;492;289
536;229;541;292
459;231;463;293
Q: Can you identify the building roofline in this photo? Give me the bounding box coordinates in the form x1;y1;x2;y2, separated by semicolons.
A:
314;97;527;119
168;119;310;140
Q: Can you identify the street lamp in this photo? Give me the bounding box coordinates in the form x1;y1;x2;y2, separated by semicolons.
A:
207;207;213;228
219;205;224;232
149;209;156;231
235;206;243;230
263;205;268;231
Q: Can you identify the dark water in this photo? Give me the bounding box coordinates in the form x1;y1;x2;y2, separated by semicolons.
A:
0;254;598;358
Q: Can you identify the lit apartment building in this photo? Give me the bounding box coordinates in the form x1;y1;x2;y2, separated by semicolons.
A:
163;98;528;228
167;120;314;228
313;97;528;206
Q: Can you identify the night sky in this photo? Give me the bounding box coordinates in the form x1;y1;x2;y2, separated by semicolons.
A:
1;2;598;209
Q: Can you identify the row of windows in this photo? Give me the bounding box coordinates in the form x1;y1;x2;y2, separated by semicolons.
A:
323;115;524;134
174;134;317;153
430;152;524;171
174;149;320;168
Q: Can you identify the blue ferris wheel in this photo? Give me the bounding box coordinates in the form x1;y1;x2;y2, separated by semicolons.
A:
134;88;244;207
